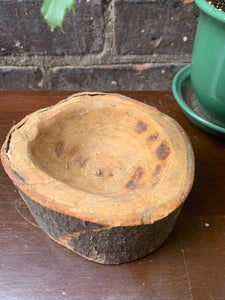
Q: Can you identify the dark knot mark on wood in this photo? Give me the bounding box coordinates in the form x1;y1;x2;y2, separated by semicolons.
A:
108;171;114;177
147;132;159;143
156;142;170;160
69;145;79;156
126;180;136;189
126;166;143;190
150;165;161;187
135;121;148;134
153;164;161;176
77;155;89;168
55;141;64;157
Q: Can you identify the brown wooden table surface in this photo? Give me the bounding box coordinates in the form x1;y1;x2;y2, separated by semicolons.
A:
0;91;224;300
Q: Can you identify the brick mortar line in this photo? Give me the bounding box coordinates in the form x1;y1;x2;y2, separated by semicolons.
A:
0;54;191;67
41;65;51;90
98;0;115;57
0;0;193;70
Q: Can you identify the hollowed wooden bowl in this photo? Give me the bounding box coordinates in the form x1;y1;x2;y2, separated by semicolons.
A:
1;92;194;264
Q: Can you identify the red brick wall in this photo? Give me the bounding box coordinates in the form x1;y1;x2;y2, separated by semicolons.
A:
0;0;198;90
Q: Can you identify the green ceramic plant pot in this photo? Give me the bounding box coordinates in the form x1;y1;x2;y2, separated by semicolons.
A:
191;0;225;126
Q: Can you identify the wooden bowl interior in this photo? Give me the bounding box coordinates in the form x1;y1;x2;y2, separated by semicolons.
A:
30;98;173;198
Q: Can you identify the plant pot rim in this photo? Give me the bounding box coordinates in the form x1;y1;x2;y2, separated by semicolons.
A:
195;0;225;24
172;64;225;138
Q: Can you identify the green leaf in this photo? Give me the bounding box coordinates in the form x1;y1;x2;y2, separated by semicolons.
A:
41;0;76;32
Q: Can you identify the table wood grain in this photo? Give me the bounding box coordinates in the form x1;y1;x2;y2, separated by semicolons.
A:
0;91;224;300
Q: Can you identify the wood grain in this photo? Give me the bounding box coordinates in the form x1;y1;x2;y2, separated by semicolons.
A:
0;91;224;299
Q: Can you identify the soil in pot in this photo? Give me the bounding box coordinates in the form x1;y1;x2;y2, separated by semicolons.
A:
207;0;225;12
